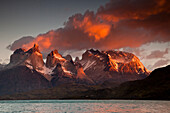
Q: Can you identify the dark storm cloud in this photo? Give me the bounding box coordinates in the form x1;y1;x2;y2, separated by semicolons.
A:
97;0;170;20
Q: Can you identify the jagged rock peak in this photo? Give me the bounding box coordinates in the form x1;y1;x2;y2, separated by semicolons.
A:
26;44;41;54
7;43;44;71
46;49;65;68
83;49;100;56
63;55;76;74
48;49;59;56
89;49;101;55
48;49;62;58
34;43;39;48
81;49;107;61
82;50;93;60
10;48;27;64
75;57;80;62
64;55;73;63
14;48;26;54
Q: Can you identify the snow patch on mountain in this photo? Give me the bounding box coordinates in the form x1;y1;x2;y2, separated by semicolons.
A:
25;64;33;70
37;66;54;75
62;66;73;77
83;61;96;70
35;66;54;81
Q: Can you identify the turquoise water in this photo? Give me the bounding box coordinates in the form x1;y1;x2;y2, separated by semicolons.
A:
0;100;169;113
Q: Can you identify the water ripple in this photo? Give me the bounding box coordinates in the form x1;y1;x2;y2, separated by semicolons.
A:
0;100;169;113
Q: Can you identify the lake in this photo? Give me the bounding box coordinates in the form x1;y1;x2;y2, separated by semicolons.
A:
0;100;169;113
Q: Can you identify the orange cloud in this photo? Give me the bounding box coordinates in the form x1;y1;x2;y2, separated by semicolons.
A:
72;11;111;41
8;0;170;54
22;31;55;51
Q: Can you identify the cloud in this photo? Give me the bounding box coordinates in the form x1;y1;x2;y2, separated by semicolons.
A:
146;48;169;59
97;0;169;21
7;36;34;51
62;49;86;60
118;42;170;71
67;10;111;41
0;58;10;65
7;0;170;54
151;59;170;69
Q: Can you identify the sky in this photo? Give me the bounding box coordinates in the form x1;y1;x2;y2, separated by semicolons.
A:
0;0;109;63
0;0;170;71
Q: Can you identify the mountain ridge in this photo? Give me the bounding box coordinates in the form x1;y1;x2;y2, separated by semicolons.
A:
0;44;150;96
0;65;169;100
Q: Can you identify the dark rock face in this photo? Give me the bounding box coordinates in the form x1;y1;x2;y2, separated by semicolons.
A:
0;66;51;96
13;48;26;54
10;48;27;64
52;63;65;77
74;62;94;85
51;63;74;86
64;55;74;64
63;60;77;74
0;64;4;70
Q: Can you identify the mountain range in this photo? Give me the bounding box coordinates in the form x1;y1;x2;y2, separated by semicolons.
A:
0;44;169;100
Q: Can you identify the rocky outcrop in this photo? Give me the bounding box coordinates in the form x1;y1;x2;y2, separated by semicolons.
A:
6;44;44;71
78;49;150;84
9;48;27;66
75;62;94;84
25;44;44;70
106;50;150;75
46;50;65;68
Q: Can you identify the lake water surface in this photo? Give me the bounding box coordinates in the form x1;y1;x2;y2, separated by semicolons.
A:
0;100;169;113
